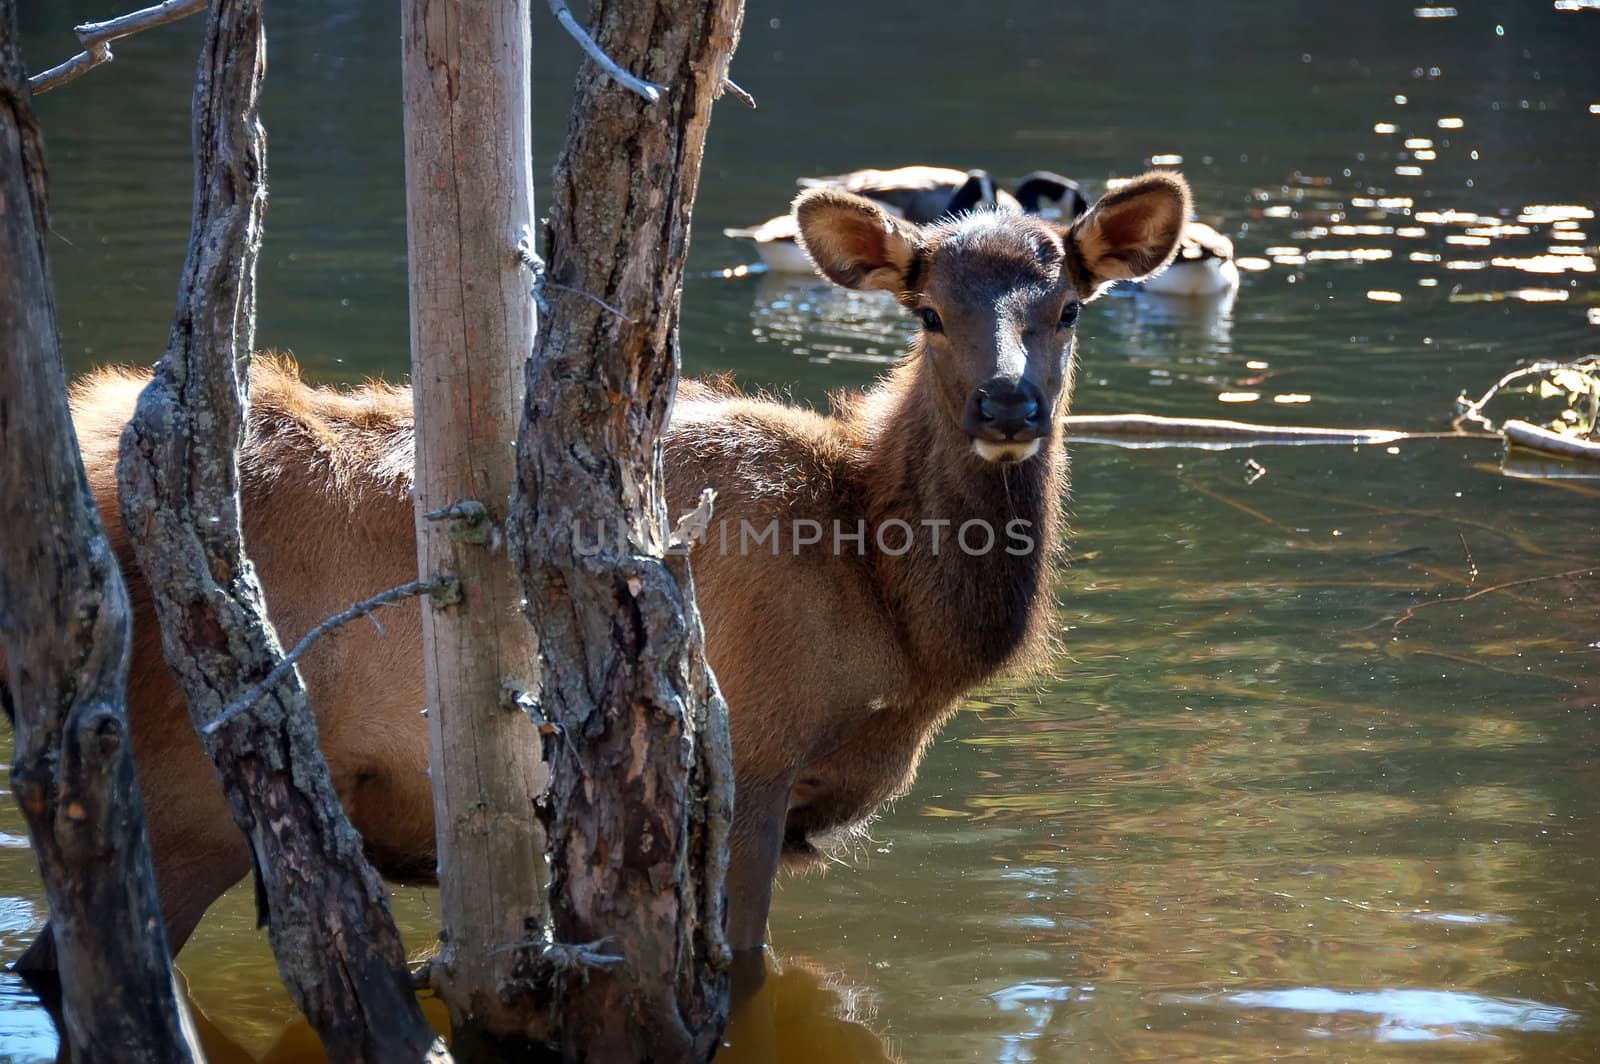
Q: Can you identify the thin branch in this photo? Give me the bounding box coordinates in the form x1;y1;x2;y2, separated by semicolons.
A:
1386;566;1598;632
544;280;637;323
1452;354;1600;433
202;577;449;737
1456;528;1478;584
547;0;667;104
27;0;208;95
1179;475;1297;534
516;233;634;323
719;76;756;109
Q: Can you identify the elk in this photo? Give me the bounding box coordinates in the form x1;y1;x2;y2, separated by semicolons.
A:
4;172;1188;971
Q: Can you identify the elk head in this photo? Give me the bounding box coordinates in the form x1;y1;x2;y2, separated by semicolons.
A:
796;171;1190;463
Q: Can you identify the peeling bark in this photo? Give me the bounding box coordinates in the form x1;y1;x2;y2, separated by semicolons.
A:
0;3;198;1058
111;1;446;1059
401;0;549;1056
508;0;744;1059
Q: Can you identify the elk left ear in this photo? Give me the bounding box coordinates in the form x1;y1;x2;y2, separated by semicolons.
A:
1064;171;1190;294
794;189;925;295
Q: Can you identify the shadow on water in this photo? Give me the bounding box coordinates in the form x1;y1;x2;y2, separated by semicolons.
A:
5;0;1599;1058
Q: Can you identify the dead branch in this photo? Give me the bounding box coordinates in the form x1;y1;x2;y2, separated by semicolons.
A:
1502;419;1600;463
547;0;667;103
1178;475;1297;534
1063;412;1498;447
201;577;450;737
1452;355;1600;433
402;0;549;1049
27;0;207;95
544;279;638;322
1456;528;1478;584
1386;566;1598;632
720;75;755;108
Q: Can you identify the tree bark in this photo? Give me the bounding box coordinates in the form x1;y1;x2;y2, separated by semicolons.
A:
508;1;744;1059
400;0;549;1056
112;1;446;1060
0;4;198;1059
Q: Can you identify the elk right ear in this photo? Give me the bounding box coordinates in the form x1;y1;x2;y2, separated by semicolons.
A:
794;189;925;294
1064;171;1190;295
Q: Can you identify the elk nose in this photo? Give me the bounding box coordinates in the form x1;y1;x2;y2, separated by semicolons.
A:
964;383;1048;442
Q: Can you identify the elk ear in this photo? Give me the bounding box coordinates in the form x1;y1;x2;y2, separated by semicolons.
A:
1064;171;1190;294
794;189;925;294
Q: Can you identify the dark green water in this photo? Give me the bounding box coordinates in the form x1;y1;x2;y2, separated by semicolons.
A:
4;0;1598;1060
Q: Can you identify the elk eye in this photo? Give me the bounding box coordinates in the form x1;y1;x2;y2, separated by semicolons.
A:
918;307;943;333
1058;303;1081;329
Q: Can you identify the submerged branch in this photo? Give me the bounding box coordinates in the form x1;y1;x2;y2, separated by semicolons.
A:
1384;566;1600;632
1062;413;1498;448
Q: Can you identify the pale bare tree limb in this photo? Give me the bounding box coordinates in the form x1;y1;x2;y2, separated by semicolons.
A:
402;0;549;1051
547;0;666;103
720;75;755;108
27;0;207;95
1063;413;1499;446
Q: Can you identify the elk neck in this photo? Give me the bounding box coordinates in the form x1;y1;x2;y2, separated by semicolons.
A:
847;355;1066;695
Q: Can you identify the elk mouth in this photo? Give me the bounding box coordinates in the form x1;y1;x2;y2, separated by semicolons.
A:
782;825;820;859
971;437;1044;464
782;795;879;871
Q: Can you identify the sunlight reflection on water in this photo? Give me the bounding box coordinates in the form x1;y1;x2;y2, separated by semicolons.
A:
1163;986;1579;1040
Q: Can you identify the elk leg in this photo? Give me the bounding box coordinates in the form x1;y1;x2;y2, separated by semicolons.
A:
725;777;792;960
12;923;57;976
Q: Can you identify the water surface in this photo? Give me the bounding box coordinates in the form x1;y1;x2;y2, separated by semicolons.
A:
4;0;1598;1059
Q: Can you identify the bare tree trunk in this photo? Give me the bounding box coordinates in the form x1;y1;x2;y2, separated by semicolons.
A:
0;5;198;1059
113;1;446;1060
509;1;744;1059
400;0;549;1056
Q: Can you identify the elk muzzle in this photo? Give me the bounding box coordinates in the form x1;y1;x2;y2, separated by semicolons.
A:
963;378;1050;462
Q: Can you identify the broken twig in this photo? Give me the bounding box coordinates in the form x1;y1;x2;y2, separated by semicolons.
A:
1456;528;1478;584
669;488;717;552
547;0;667;104
719;76;756;109
202;577;449;736
28;0;207;95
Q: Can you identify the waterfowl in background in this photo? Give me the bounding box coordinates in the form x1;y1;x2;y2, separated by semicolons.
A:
724;166;1090;273
1012;170;1090;221
1140;220;1240;296
796;165;1011;222
725;167;1003;272
719;213;816;273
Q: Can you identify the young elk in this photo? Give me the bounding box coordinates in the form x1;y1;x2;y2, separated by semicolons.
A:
7;172;1188;972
